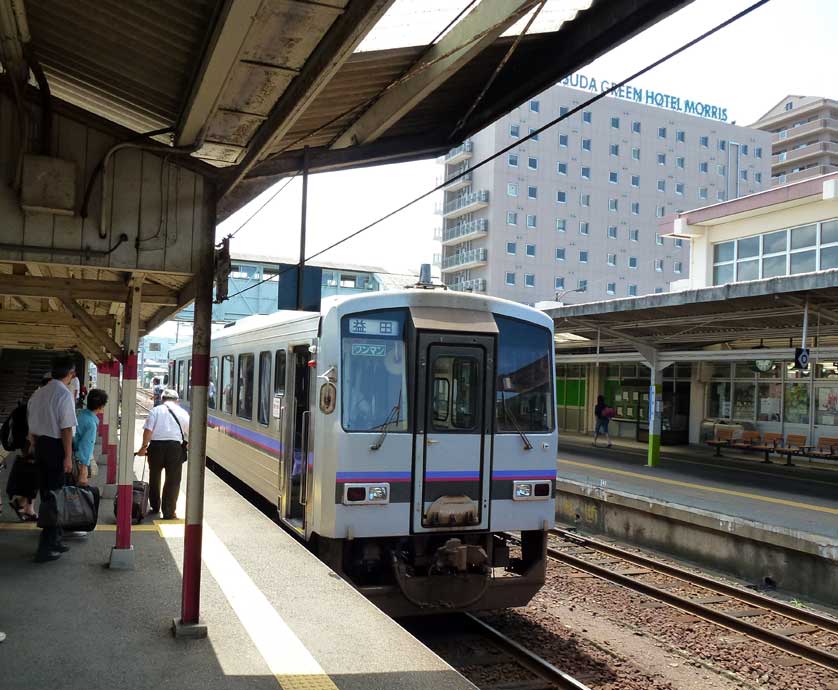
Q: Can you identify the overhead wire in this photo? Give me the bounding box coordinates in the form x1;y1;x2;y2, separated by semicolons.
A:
222;0;770;303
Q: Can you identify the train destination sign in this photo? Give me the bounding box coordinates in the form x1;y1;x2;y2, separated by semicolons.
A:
560;73;729;122
348;318;400;337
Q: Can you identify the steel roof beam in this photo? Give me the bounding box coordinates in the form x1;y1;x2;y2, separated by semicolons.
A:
330;0;538;150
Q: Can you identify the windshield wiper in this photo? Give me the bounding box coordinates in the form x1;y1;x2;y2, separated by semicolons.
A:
370;390;402;450
501;390;533;450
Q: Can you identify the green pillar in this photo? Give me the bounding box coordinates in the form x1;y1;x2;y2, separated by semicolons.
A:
647;367;663;468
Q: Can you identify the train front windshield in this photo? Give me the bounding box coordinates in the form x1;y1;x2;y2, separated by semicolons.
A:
341;309;409;432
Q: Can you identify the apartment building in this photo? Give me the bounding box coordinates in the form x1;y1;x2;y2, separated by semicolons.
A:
436;80;772;304
751;95;838;186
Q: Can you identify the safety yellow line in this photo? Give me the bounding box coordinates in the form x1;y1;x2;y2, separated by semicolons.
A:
559;458;838;515
663;454;838;487
0;521;179;533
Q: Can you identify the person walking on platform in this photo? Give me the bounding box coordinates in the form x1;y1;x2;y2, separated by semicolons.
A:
136;388;189;520
152;377;164;407
73;389;108;486
28;355;78;562
593;394;614;449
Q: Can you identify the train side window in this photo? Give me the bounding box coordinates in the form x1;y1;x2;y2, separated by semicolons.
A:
177;361;186;401
221;355;234;414
208;357;219;410
237;353;254;420
187;360;192;402
257;351;272;425
432;378;449;421
274;349;286;395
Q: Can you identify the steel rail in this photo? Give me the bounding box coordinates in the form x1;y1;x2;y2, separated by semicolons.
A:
546;531;838;672
551;528;838;634
463;613;592;690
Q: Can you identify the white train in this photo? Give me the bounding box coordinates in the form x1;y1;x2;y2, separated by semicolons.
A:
169;288;557;615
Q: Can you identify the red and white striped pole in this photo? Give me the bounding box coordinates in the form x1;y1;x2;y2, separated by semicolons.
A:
110;277;142;569
173;198;214;638
97;361;109;450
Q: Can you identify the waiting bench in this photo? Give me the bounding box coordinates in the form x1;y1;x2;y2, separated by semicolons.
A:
807;436;838;461
706;428;735;456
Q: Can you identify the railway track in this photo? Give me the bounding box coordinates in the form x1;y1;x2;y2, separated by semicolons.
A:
546;527;838;673
407;612;591;690
136;389;153;416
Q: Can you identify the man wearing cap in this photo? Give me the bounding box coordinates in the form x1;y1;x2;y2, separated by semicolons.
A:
136;388;189;520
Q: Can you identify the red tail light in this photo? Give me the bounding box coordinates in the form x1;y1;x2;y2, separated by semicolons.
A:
346;487;366;502
534;483;551;497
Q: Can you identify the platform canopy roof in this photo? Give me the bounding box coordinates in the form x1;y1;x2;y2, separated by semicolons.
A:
23;0;691;219
546;270;838;357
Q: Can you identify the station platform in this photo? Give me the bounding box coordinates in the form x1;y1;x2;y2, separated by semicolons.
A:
555;433;838;605
0;451;475;690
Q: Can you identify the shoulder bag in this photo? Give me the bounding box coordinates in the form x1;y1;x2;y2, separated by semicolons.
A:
166;406;189;463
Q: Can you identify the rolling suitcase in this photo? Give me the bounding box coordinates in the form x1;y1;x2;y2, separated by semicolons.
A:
113;459;150;524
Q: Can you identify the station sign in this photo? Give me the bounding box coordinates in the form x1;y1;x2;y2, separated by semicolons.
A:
560;73;729;122
794;347;810;370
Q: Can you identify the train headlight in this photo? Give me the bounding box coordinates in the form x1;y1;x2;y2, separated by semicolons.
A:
514;483;533;498
367;485;388;502
513;480;552;501
342;483;390;505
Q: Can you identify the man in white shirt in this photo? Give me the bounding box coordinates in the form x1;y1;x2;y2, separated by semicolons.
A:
28;355;78;562
136;389;189;520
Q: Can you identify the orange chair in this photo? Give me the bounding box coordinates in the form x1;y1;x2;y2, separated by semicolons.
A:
750;432;783;463
706;427;735;456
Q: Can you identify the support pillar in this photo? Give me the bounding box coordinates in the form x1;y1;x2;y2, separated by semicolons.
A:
110;277;142;570
647;366;664;468
107;360;120;486
173;196;215;639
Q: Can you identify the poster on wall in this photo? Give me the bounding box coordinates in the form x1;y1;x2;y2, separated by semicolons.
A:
817;387;838;426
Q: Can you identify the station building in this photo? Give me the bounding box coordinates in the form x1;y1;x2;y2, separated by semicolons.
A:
548;171;838;450
436;76;772;305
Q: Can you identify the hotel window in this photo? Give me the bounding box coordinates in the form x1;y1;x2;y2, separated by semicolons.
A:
631;201;640;215
506;241;516;255
628;284;638;296
581;166;591;180
505;272;516;286
609;171;618;184
656;205;666;218
526;244;536;257
530;100;540;113
582;138;592;151
509;123;520;137
579;221;589;235
676;156;685;169
654;287;664;294
741;144;749;155
555;248;566;261
740;169;748;181
717;190;726;202
676;182;685;195
657;179;666;192
632;121;641;134
631;174;640;187
655;259;664;272
607;253;617;266
578;279;588;291
755;147;763;158
556;190;567;203
676;130;685;143
675;238;683;248
528;185;537;199
699;161;708;173
559;134;568;147
674;261;683;274
529;128;539;141
528;156;538;170
526;214;537;228
557;162;568;175
609;143;619;156
632;147;640;160
555;277;565;289
582;110;592;123
611;116;620;129
630;229;639;242
508;153;518;167
657;153;667;166
580;193;590;207
717;164;726;175
604;282;615;295
719;139;727;151
608;198;618;212
559;106;568;116
658;126;667;139
656;233;664;246
785;102;793;111
698;187;708;200
579;250;588;263
628;256;638;269
506;211;518;225
507;182;518;196
755;172;763;184
700;135;709;147
556;218;566;232
607;225;618;239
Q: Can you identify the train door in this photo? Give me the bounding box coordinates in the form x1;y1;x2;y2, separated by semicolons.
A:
283;345;311;530
413;333;493;532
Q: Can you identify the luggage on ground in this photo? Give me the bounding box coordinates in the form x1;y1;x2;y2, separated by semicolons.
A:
113;480;150;524
38;484;99;532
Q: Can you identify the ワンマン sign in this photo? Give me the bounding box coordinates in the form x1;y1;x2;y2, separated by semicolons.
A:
561;73;729;122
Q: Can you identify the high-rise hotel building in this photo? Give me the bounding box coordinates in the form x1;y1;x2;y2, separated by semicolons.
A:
436;79;772;304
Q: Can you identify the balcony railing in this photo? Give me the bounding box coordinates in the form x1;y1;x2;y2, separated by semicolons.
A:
772;164;838;186
441;248;488;271
448;278;487;293
772;141;838;166
442;218;488;245
773;118;838;145
442;190;489;218
445;141;473;163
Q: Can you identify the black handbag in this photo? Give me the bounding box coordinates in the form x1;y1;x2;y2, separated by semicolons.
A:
166;407;189;463
37;484;98;531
